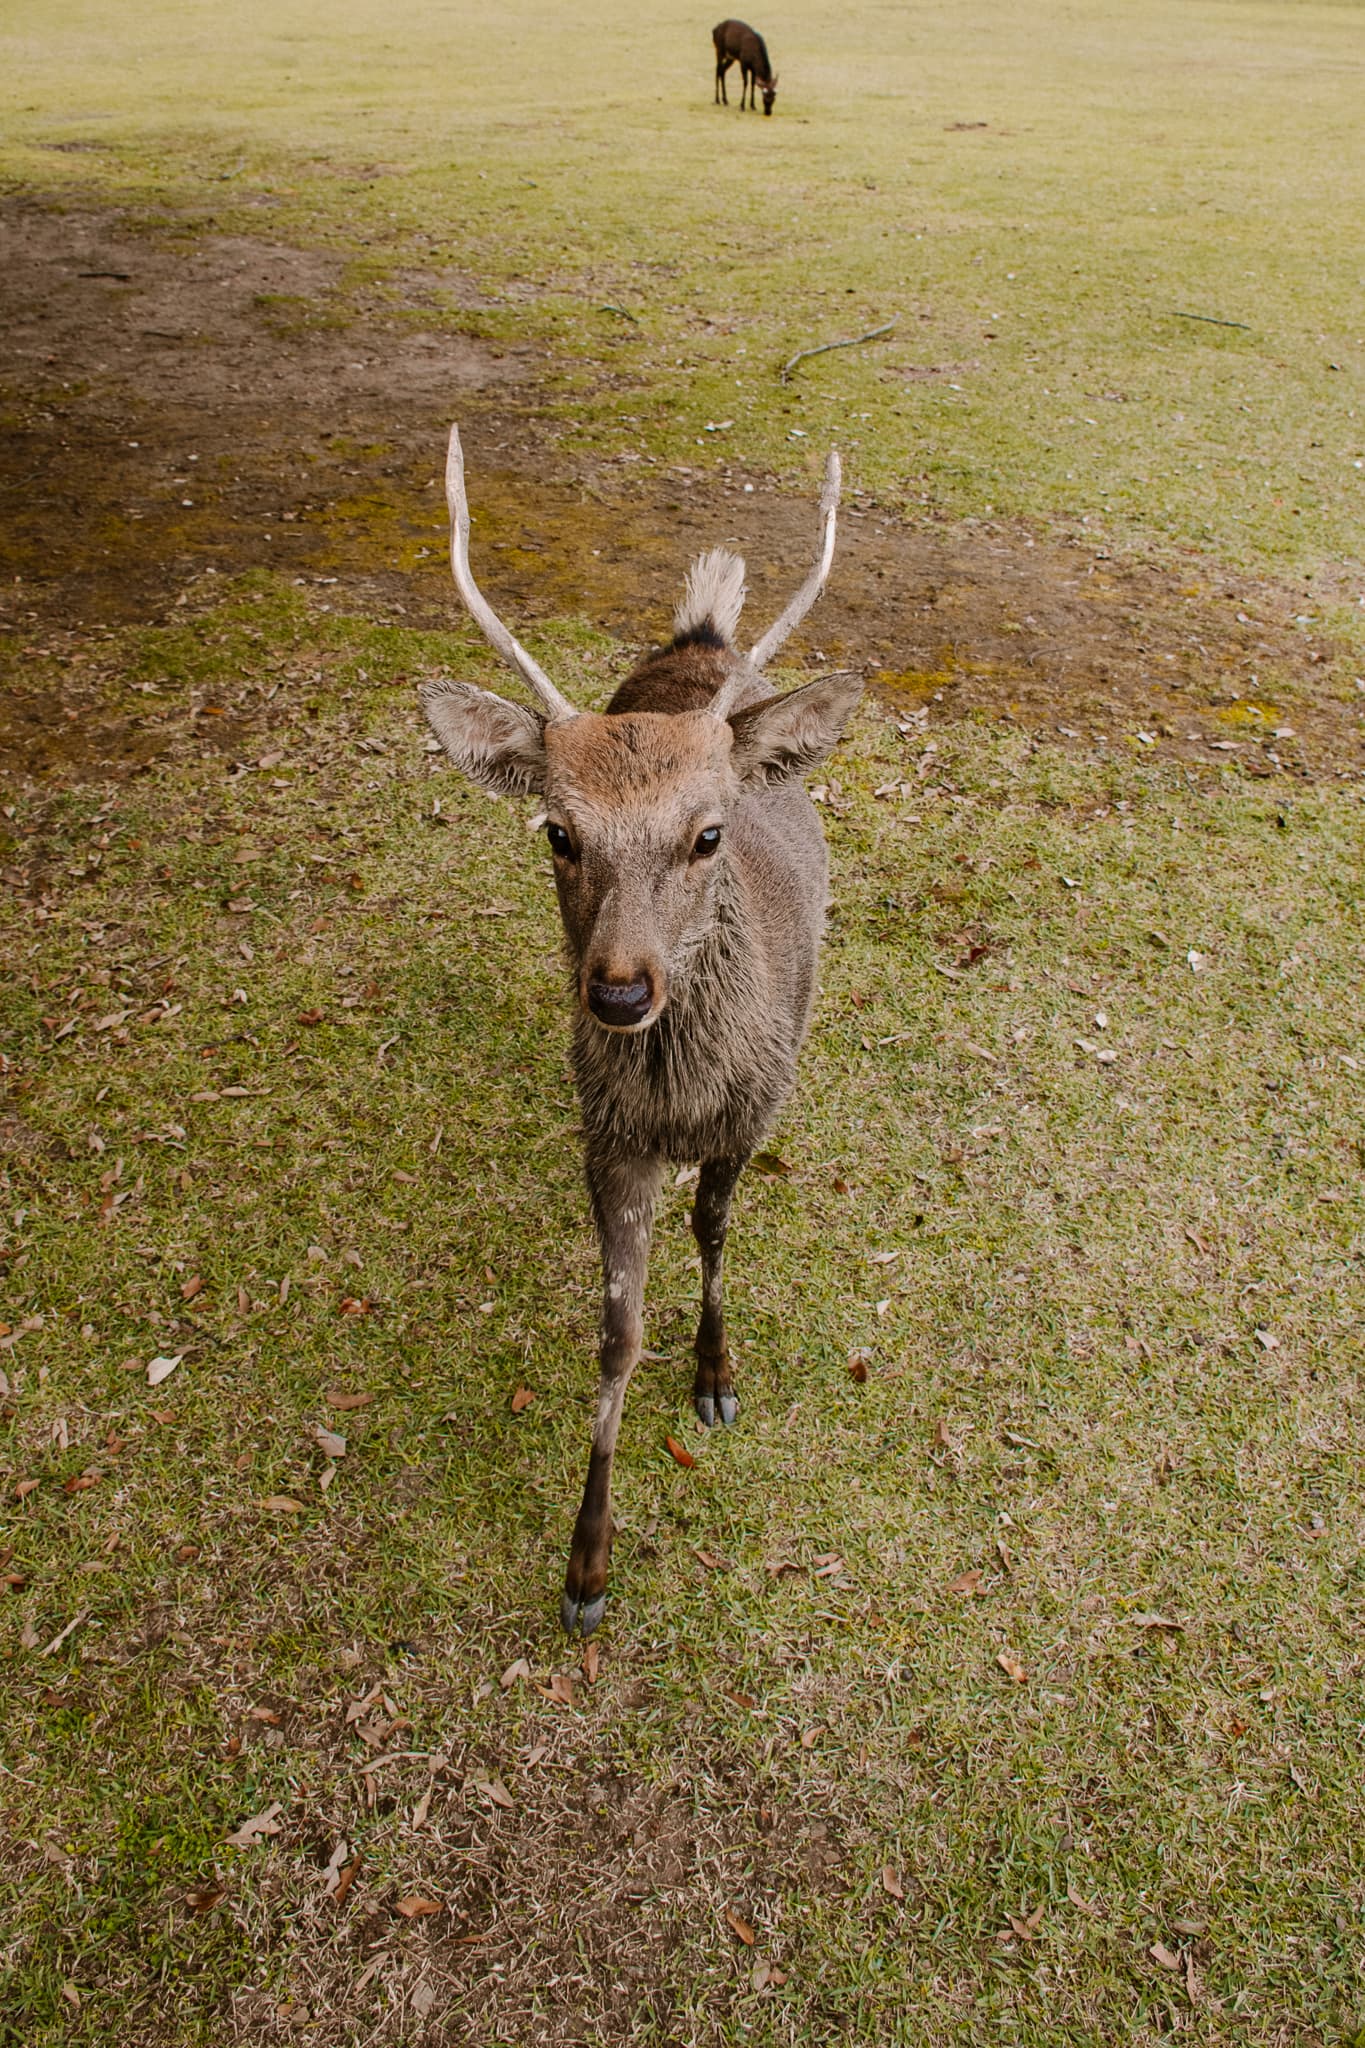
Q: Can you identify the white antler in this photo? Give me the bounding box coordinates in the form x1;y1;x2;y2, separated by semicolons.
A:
747;451;841;672
445;424;577;722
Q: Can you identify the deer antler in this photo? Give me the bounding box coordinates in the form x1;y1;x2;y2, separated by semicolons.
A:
445;424;577;722
747;451;841;672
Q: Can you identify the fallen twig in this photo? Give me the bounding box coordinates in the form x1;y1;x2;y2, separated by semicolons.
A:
1167;310;1252;332
779;322;895;384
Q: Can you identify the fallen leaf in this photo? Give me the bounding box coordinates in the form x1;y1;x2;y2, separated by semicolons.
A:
881;1863;905;1899
725;1907;756;1945
751;1151;793;1178
260;1495;304;1514
15;1478;40;1500
185;1886;226;1913
181;1275;205;1302
813;1554;845;1578
799;1723;825;1748
947;1568;983;1596
725;1690;757;1710
63;1470;102;1494
395;1895;442;1918
1150;1940;1181;1971
847;1351;870;1384
296;1009;325;1027
582;1641;600;1684
224;1801;283;1848
1254;1327;1279;1352
540;1671;576;1707
695;1548;728;1571
150;1407;176;1426
61;1983;80;2010
1067;1882;1099;1915
314;1428;346;1459
997;1649;1028;1683
510;1386;535;1415
327;1389;374;1411
664;1434;696;1469
1130;1612;1183;1631
247;1705;282;1725
499;1658;531;1690
146;1353;183;1386
338;1296;371;1316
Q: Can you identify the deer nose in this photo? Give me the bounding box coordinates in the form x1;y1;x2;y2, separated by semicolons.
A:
586;976;654;1028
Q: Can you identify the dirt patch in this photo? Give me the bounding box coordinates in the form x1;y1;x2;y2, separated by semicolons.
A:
2;190;1360;790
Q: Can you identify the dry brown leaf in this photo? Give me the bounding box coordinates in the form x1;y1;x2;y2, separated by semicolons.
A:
1130;1611;1183;1631
260;1495;304;1514
223;1801;283;1848
582;1641;600;1684
411;1784;433;1829
509;1386;535;1415
15;1478;40;1500
1067;1883;1099;1915
725;1689;757;1710
63;1470;102;1494
499;1657;531;1691
247;1705;281;1725
997;1649;1028;1684
947;1568;983;1596
847;1352;870;1384
395;1895;442;1919
695;1548;727;1571
881;1863;905;1900
181;1275;205;1302
813;1554;845;1579
1150;1940;1181;1971
799;1723;825;1749
664;1434;696;1469
314;1428;347;1459
724;1907;756;1946
185;1886;226;1914
150;1407;175;1426
146;1353;183;1387
327;1389;374;1411
538;1671;575;1707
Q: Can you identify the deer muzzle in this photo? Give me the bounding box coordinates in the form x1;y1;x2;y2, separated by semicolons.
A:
585;974;658;1031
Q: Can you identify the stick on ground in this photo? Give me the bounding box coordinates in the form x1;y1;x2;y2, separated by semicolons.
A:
779;322;895;384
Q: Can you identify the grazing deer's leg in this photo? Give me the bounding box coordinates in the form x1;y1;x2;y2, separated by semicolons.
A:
561;1147;662;1636
691;1153;747;1428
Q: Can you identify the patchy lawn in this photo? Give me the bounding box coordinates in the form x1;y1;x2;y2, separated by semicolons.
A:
2;0;1364;2041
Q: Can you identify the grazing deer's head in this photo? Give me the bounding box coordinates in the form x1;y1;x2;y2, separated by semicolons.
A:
762;74;777;114
422;428;853;1033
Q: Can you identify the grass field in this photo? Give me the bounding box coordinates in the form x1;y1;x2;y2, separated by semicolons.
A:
2;1;1364;2043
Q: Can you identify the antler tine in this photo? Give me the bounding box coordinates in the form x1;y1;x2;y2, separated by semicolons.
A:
445;424;577;722
747;450;841;673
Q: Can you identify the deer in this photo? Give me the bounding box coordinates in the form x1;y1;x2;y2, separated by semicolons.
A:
421;425;858;1634
713;18;778;115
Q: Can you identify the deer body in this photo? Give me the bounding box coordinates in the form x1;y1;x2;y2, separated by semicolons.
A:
423;431;855;1633
713;17;778;114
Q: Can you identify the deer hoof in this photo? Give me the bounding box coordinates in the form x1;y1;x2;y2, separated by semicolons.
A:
718;1392;739;1426
694;1392;716;1427
561;1588;607;1637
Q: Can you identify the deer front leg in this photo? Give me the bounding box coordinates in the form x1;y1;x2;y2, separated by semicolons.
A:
691;1153;747;1427
561;1148;662;1636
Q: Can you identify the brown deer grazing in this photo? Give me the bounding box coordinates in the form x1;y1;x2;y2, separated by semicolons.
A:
422;426;856;1634
713;18;778;115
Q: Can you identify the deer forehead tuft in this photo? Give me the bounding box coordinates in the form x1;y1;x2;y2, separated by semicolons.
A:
545;710;735;812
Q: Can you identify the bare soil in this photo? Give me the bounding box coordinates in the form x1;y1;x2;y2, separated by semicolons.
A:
2;191;1360;790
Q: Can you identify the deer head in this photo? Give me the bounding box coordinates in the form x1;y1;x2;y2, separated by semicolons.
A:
422;428;855;1033
762;75;777;115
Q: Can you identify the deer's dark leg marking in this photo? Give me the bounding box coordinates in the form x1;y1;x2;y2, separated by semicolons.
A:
561;1147;661;1636
691;1153;747;1428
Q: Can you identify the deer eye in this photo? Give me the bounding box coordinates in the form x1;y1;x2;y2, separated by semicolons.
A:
546;821;575;861
692;826;722;860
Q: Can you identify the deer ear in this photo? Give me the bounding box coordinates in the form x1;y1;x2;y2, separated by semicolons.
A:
727;672;862;787
421;680;547;797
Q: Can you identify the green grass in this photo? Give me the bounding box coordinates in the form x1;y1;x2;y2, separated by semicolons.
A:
2;585;1363;2041
2;0;1363;598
